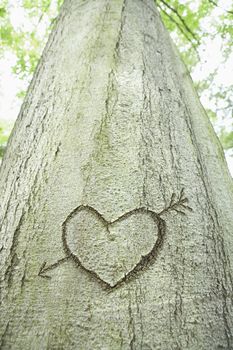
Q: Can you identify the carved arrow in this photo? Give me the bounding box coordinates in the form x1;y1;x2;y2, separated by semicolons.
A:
38;256;71;279
38;189;192;284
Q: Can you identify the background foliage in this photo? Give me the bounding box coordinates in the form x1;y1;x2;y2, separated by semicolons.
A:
0;121;11;157
0;0;232;170
158;0;233;153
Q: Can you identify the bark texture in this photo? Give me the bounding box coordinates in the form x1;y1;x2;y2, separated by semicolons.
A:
0;0;233;349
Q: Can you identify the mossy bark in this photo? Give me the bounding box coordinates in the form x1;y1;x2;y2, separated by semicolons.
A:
0;0;233;349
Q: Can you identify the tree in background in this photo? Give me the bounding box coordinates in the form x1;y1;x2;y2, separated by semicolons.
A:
0;0;233;348
0;0;232;162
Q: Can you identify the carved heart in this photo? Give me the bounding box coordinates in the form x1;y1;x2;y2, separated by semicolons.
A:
62;205;164;287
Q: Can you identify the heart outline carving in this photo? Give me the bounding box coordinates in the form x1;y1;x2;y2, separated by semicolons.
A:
38;189;192;287
62;205;166;288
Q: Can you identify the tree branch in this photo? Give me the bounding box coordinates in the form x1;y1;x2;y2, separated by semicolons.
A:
157;3;200;60
208;0;233;15
158;0;200;44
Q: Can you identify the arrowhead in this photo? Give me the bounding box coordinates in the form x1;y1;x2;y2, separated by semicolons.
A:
38;261;51;279
38;256;70;279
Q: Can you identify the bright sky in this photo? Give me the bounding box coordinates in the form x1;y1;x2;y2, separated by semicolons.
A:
0;0;232;175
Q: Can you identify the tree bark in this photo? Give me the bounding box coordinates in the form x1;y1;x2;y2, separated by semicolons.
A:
0;0;233;349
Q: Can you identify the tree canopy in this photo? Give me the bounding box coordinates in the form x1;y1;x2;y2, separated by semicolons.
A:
0;0;232;163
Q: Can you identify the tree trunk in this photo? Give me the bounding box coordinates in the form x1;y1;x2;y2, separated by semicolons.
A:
0;0;233;349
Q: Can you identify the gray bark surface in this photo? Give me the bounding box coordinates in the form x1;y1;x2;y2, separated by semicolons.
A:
0;0;233;349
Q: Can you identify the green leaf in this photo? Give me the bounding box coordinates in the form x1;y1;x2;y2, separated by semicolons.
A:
0;122;12;158
0;7;6;17
219;129;233;150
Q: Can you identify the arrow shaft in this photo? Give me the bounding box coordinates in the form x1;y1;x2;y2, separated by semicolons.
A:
43;256;71;273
